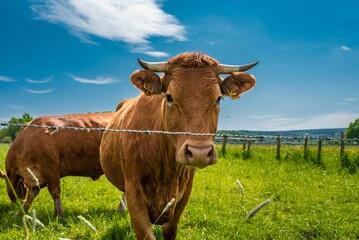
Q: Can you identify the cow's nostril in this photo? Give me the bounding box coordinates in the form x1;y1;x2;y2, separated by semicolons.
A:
185;145;193;161
207;146;214;160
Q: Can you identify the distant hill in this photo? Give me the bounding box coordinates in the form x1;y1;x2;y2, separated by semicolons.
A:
218;128;346;138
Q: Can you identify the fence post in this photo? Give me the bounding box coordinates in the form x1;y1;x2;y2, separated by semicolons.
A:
247;140;251;153
340;132;345;165
317;138;322;164
222;135;228;156
276;135;281;160
304;134;309;159
243;138;247;151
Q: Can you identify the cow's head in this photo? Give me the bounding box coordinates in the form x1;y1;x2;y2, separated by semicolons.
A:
5;174;26;202
131;52;257;168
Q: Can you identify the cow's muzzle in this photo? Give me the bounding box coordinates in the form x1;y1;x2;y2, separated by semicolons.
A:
177;140;218;168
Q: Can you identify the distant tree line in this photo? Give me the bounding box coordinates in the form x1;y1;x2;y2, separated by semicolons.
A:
0;113;33;143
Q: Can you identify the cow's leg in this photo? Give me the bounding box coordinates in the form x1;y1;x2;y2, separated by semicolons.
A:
22;187;40;214
46;176;64;217
126;186;154;240
162;175;194;240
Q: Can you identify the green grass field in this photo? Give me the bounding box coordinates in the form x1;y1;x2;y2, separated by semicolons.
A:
0;143;358;239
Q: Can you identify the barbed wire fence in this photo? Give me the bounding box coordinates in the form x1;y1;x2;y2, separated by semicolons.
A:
0;122;358;167
1;122;358;141
0;122;216;136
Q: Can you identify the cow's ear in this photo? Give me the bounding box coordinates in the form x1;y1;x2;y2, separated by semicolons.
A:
130;70;163;95
220;72;256;99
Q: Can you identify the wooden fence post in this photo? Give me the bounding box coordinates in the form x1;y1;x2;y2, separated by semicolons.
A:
276;135;281;160
222;135;228;156
340;132;345;165
317;138;322;164
243;138;247;151
304;134;309;159
247;140;251;153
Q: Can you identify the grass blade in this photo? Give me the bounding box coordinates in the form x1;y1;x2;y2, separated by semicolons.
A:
246;199;271;221
77;215;97;232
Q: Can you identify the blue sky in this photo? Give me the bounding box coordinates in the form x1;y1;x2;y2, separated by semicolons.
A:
1;0;358;130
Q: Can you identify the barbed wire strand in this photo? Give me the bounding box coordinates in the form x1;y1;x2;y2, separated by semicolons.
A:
0;122;358;142
0;122;216;137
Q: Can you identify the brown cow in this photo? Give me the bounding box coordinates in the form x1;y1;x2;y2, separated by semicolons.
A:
100;52;257;239
5;112;113;217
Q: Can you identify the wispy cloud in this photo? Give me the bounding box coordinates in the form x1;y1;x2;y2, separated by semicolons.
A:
30;0;186;57
336;45;352;52
245;112;359;130
221;112;359;130
3;104;24;110
130;45;169;57
70;74;119;85
338;98;356;105
23;88;56;94
199;37;215;46
142;51;169;58
25;75;53;84
0;75;17;82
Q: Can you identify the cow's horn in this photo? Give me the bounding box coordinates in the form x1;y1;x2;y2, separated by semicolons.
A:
219;61;259;74
137;58;168;72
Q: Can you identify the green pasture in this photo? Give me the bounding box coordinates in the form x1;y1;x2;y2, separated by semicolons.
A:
0;144;358;239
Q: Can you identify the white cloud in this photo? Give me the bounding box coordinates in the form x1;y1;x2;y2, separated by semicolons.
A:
0;75;17;82
3;104;24;111
25;75;53;84
30;0;186;57
23;88;56;94
70;74;119;85
337;45;352;52
249;112;359;130
130;44;169;57
142;51;169;58
338;98;357;105
199;37;215;46
220;112;359;130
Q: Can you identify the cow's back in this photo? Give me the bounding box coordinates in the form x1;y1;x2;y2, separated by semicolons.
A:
6;112;113;189
52;113;113;178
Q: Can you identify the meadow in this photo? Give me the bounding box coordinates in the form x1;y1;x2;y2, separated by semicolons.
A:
0;143;358;239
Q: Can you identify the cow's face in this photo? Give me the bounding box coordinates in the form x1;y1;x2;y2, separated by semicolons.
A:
131;52;257;168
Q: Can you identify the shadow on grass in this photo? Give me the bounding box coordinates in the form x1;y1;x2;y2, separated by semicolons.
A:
101;223;135;240
0;202;24;227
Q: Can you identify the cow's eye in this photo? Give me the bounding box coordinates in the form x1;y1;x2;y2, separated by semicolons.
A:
216;96;224;105
166;93;174;104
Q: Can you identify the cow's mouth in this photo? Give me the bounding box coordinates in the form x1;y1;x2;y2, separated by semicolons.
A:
185;164;209;169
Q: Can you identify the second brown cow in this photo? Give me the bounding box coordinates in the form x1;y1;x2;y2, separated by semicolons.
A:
5;112;113;217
